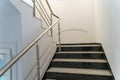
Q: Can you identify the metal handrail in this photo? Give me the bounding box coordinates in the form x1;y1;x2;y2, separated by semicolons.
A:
38;0;51;21
35;4;50;27
0;19;60;76
46;0;59;19
34;0;50;27
0;0;61;80
34;0;61;51
24;42;53;80
35;0;51;25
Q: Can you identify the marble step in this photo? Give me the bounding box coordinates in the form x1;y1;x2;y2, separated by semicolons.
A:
51;59;108;69
57;44;101;47
55;52;105;59
46;67;113;80
56;51;104;54
47;67;112;76
57;43;101;45
53;59;107;63
57;46;102;51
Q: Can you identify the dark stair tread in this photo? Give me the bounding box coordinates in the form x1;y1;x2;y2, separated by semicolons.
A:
55;53;105;59
57;46;102;51
50;59;109;69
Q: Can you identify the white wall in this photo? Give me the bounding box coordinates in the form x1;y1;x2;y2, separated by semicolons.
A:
0;0;22;52
21;36;56;80
95;0;120;80
0;0;57;80
0;0;21;80
49;0;96;43
10;0;43;48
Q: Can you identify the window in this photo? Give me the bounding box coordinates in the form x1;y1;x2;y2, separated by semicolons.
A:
0;49;12;80
22;0;33;7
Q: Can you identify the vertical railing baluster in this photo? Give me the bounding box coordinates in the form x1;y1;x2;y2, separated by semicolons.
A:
33;0;36;17
36;42;40;80
50;13;53;37
10;49;13;80
58;20;61;52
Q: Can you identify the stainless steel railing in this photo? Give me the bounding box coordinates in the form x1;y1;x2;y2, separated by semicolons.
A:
34;0;61;51
0;0;61;80
0;19;60;76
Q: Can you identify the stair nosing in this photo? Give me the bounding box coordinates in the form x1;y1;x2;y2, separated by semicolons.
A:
52;59;107;63
57;45;101;47
56;51;104;54
47;67;112;76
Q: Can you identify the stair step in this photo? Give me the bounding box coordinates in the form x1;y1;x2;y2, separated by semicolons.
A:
56;51;104;54
57;44;101;47
47;67;112;76
44;43;114;80
46;71;113;80
55;52;105;59
58;43;101;45
57;46;102;51
51;59;108;69
53;59;107;63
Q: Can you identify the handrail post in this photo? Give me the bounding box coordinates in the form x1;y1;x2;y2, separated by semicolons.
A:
10;49;13;80
33;0;36;17
50;13;53;37
0;20;59;77
58;20;61;52
36;42;40;80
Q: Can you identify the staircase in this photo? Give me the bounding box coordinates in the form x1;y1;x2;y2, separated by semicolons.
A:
44;43;114;80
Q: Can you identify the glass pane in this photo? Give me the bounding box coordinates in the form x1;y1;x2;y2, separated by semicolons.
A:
22;0;33;7
0;49;12;80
